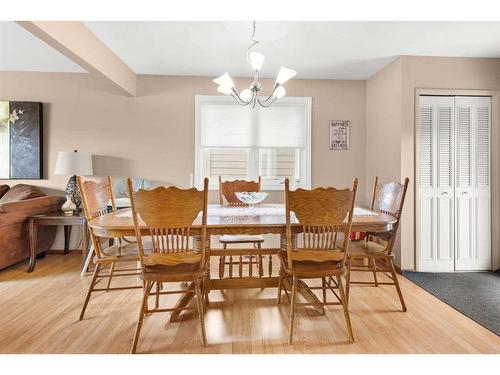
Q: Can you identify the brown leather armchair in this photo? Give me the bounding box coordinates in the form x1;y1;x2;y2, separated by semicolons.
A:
0;184;64;270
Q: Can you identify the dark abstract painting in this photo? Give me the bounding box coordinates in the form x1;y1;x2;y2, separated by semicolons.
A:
0;101;43;179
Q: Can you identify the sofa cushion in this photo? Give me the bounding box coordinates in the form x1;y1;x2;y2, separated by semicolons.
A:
0;184;45;204
0;185;9;199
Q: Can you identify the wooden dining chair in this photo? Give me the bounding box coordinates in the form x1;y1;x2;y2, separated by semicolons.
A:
77;176;143;321
346;177;409;311
218;176;265;278
277;178;358;344
129;178;209;354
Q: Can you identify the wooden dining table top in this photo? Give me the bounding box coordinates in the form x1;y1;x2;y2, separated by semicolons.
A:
88;204;396;234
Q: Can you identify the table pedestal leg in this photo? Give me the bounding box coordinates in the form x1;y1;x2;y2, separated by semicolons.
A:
81;223;89;266
169;283;195;323
81;243;94;277
281;278;324;314
279;233;323;314
169;234;207;322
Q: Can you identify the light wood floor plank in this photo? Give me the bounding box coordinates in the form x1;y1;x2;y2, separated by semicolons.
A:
0;254;498;354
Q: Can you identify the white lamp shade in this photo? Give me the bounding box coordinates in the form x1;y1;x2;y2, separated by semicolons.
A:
54;151;93;176
276;67;297;85
217;85;233;95
274;85;286;99
213;72;234;88
248;52;265;71
240;89;253;102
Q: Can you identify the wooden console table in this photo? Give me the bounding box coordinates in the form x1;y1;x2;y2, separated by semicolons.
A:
27;212;89;273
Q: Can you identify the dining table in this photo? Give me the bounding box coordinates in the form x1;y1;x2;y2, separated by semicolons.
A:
85;203;396;321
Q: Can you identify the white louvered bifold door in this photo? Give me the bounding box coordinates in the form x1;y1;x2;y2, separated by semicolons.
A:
454;97;491;271
417;96;455;271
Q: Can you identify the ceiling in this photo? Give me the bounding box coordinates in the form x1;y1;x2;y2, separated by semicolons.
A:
3;21;500;79
0;22;84;73
84;21;500;79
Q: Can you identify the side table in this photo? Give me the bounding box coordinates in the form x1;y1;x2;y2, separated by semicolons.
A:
27;211;89;272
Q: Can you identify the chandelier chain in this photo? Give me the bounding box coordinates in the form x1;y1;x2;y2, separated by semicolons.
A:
246;21;259;64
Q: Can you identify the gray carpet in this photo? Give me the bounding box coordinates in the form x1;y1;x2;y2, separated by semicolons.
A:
403;270;500;336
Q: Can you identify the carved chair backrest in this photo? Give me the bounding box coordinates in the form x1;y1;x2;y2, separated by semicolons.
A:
369;176;409;254
129;178;209;268
285;178;358;268
78;176;117;259
219;176;261;205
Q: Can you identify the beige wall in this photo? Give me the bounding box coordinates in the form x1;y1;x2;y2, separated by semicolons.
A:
6;57;498;269
365;58;404;264
399;56;500;270
365;56;500;270
0;72;367;249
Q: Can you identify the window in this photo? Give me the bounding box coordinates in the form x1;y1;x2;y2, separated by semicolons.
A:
195;95;311;190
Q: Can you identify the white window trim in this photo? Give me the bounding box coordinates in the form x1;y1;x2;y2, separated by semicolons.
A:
194;95;312;191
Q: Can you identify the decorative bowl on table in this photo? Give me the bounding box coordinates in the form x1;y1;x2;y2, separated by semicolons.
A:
235;192;268;208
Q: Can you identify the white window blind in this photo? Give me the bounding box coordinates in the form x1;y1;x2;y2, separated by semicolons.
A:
200;101;307;148
200;105;253;148
256;105;306;148
195;95;312;190
204;148;249;180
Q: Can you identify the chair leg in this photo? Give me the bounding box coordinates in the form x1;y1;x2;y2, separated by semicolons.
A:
257;242;263;278
131;281;150;354
288;275;298;344
249;248;253;277
79;264;101;321
345;259;351;305
268;254;273;277
219;256;226;278
277;267;284;304
322;277;327;306
205;284;210;308
225;243;233;279
336;275;354;343
106;262;115;292
239;255;243;277
155;282;161;309
201;273;209;310
194;276;207;347
389;259;407;312
370;258;379;286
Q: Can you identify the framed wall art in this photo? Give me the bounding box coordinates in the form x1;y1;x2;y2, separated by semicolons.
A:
0;101;43;179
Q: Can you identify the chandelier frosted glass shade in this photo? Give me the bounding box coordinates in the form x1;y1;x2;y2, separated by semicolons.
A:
248;51;265;71
239;89;253;102
213;72;234;88
217;85;233;95
276;67;297;85
273;85;286;99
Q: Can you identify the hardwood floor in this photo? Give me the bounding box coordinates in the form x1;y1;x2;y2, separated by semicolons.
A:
0;254;498;354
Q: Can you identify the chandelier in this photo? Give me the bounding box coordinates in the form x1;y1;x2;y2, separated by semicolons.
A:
213;21;297;108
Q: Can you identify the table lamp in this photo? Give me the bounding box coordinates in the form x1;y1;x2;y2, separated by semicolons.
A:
54;150;93;215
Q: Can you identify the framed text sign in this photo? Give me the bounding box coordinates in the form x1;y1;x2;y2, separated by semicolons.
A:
329;120;350;150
